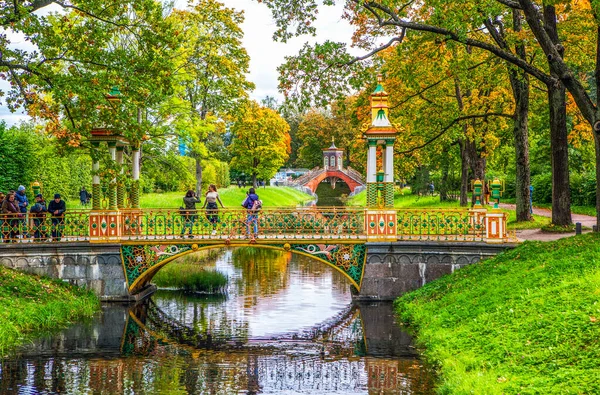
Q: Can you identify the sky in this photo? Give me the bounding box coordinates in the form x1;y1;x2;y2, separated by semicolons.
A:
0;1;356;126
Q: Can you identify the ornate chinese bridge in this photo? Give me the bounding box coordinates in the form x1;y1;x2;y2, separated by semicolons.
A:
0;206;513;301
0;76;515;301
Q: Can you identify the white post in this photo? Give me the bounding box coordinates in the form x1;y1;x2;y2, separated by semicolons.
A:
132;149;140;181
108;145;117;182
385;141;394;182
92;161;100;185
367;142;377;182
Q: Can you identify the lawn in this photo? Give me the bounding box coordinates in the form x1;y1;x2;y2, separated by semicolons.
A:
395;233;600;394
68;186;314;210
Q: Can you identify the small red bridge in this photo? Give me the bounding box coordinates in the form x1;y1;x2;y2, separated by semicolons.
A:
292;141;366;194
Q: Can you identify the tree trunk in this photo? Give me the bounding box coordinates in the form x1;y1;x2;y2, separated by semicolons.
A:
510;9;533;221
459;139;470;207
195;157;203;197
595;135;600;231
252;173;257;188
439;158;449;202
548;82;572;226
544;5;572;226
513;84;532;221
595;25;600;231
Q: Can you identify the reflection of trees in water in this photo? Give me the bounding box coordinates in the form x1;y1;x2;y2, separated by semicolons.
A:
1;301;435;394
230;247;352;304
150;290;250;344
315;180;351;206
231;247;292;299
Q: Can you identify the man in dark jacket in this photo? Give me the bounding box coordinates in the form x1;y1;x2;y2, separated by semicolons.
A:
15;185;29;213
47;193;66;241
15;185;29;238
79;187;90;207
30;194;48;241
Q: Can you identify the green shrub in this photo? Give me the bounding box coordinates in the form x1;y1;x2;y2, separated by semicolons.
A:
531;171;553;203
153;265;228;293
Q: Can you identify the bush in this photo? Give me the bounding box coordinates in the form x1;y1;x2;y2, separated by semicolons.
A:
531;172;552;204
570;172;596;207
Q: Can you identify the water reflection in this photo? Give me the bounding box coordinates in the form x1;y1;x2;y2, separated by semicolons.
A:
1;248;435;394
315;181;351;207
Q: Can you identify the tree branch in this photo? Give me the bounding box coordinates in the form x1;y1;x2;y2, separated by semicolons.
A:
344;35;404;66
355;0;554;85
398;113;513;154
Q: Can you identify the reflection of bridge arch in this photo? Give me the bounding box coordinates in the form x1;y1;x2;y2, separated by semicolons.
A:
122;242;366;296
127;298;363;352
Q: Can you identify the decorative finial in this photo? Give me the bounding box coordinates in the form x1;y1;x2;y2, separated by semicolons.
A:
332;137;335;144
377;74;383;84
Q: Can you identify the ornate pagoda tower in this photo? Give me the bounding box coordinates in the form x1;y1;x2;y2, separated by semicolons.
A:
365;75;397;208
364;75;398;240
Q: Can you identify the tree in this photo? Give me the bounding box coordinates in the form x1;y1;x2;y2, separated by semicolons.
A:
228;101;291;186
258;0;600;226
0;1;179;147
168;0;254;195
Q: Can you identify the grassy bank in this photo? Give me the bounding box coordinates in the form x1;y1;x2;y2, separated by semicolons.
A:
348;190;549;230
0;266;99;357
153;250;228;293
395;234;600;394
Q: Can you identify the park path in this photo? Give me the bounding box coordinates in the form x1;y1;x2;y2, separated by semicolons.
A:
497;202;597;242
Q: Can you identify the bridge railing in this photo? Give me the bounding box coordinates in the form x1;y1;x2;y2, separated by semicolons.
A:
121;207;366;241
0;211;90;243
396;209;487;241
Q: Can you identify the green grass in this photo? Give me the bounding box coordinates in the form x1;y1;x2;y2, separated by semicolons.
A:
68;186;313;210
395;233;600;394
535;203;597;217
0;266;99;357
349;190;548;230
506;212;552;230
347;188;462;209
152;250;228;293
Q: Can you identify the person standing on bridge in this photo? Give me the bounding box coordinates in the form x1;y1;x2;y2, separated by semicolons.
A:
181;190;200;238
242;188;260;239
30;194;47;242
15;185;29;238
202;184;224;236
1;192;20;242
48;194;66;241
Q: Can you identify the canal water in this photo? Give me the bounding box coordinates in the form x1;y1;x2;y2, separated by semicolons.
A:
315;181;351;207
0;248;435;394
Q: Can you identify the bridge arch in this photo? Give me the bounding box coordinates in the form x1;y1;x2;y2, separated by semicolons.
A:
122;242;367;296
304;170;364;194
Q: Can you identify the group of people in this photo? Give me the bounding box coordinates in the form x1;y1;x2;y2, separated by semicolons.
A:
0;186;66;242
180;185;261;239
